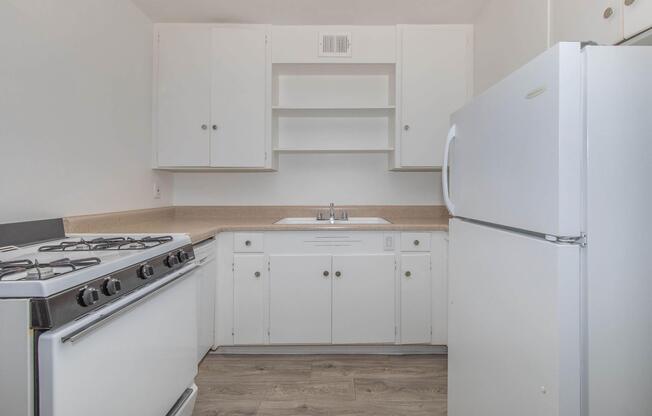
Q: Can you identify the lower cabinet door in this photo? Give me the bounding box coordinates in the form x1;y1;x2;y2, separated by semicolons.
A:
269;255;332;344
233;255;266;345
332;254;396;344
400;254;431;344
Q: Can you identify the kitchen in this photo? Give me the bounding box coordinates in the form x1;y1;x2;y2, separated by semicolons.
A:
1;1;651;415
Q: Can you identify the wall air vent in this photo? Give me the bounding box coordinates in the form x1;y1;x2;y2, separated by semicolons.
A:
319;32;352;57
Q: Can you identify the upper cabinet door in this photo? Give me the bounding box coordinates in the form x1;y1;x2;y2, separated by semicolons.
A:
398;25;472;169
211;25;269;168
550;0;624;45
624;0;652;38
156;25;211;167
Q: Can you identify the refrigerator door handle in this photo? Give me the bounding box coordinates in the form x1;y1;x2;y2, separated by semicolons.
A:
442;124;457;215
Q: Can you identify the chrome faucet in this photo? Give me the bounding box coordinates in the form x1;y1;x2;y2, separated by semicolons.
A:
329;203;336;221
316;203;348;222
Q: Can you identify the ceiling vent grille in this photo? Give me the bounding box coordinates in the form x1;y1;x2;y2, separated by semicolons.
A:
319;32;352;57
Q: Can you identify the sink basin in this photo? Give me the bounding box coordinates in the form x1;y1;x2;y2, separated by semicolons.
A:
275;217;391;225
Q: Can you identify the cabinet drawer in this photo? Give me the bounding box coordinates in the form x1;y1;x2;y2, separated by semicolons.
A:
234;233;264;252
400;233;431;252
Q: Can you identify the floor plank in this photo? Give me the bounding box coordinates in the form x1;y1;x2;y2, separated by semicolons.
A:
193;354;447;416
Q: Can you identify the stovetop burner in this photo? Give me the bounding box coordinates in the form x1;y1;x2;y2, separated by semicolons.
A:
38;236;173;253
0;257;101;281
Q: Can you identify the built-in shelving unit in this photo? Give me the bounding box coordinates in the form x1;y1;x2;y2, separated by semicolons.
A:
272;63;396;154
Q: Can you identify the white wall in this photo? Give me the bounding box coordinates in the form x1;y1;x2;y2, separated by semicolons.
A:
473;0;550;95
173;154;441;205
0;0;172;223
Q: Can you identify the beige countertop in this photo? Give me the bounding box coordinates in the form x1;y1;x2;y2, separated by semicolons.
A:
65;206;450;244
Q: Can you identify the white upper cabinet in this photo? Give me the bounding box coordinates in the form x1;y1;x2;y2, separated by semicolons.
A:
211;25;270;168
154;24;271;170
156;25;211;167
395;25;473;169
624;0;652;38
271;26;396;63
551;0;624;45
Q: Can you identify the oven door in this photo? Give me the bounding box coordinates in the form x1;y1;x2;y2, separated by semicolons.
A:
37;263;198;416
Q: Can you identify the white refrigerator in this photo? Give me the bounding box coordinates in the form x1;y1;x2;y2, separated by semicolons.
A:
444;42;652;416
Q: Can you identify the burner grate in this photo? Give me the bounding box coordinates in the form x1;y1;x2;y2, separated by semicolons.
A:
38;236;173;253
0;257;101;281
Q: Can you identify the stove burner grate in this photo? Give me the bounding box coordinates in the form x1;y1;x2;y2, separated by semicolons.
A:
0;257;101;281
38;236;173;253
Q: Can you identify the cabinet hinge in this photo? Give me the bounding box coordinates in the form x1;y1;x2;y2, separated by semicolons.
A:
232;262;235;272
264;151;268;161
267;330;271;336
231;329;235;336
268;261;271;271
265;34;268;44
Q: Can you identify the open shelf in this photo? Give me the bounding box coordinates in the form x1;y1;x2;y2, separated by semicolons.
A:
273;147;394;154
271;62;397;155
273;105;395;111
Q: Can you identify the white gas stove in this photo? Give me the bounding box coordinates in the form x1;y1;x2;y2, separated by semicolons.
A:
0;219;199;416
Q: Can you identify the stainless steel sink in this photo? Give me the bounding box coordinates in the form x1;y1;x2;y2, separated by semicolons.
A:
275;217;391;225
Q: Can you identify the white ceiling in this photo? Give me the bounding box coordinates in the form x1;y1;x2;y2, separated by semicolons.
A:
131;0;488;24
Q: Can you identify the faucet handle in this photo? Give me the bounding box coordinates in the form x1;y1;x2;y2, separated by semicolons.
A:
342;210;349;220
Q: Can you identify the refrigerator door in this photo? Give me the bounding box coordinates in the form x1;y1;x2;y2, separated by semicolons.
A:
447;43;583;237
448;219;581;416
584;46;652;416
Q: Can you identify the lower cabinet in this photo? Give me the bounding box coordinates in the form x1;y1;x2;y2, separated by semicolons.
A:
221;231;448;347
233;255;266;345
400;254;431;344
269;255;332;344
332;254;396;344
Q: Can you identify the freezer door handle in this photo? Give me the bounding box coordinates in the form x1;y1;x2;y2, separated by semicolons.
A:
442;124;457;215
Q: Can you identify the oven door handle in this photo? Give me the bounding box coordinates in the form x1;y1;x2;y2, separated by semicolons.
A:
61;263;197;344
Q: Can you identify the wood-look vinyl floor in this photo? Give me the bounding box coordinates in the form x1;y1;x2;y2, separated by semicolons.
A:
193;354;447;416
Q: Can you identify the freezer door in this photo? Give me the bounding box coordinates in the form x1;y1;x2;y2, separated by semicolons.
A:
448;43;582;237
448;219;581;416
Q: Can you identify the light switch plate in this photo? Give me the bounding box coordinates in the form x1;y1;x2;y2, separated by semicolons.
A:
383;234;395;251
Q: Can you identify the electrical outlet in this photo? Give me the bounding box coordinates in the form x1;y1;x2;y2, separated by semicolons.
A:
153;183;161;199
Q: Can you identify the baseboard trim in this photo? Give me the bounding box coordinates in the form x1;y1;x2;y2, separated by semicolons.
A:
211;344;448;355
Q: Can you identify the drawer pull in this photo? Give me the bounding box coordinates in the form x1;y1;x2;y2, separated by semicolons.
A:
335;271;342;278
245;240;252;247
254;271;261;278
323;271;330;277
404;271;412;278
413;240;420;246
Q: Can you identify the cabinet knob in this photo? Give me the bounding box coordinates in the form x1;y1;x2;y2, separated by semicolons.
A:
201;124;208;130
413;240;420;246
603;7;614;18
624;0;636;5
254;271;261;278
245;240;252;246
403;125;410;131
323;271;330;277
404;271;412;278
212;124;218;131
335;271;342;278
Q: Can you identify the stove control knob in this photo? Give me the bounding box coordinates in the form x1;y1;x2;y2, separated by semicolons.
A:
165;254;180;268
78;287;100;307
138;264;155;279
102;277;122;296
177;250;190;263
